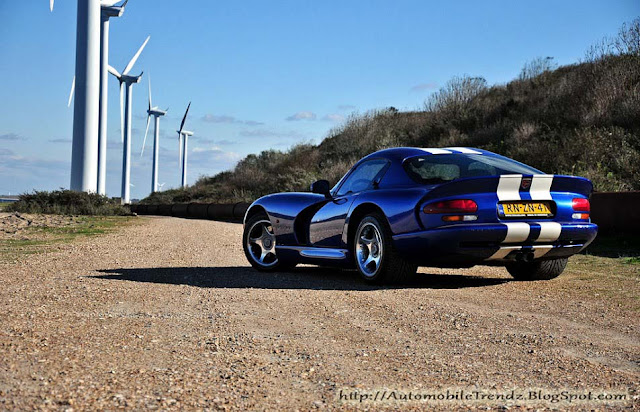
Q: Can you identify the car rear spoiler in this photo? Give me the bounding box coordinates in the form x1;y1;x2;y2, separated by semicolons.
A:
420;174;593;202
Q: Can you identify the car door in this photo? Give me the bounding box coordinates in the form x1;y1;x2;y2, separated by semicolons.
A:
309;159;390;248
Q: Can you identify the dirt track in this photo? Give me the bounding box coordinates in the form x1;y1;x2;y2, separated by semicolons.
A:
0;216;638;410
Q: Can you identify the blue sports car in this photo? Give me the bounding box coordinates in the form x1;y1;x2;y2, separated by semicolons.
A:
242;147;597;283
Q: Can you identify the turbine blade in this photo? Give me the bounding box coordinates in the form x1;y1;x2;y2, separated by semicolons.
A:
141;115;151;157
108;65;121;78
148;74;152;112
119;83;124;143
179;101;191;133
123;35;150;76
67;76;75;107
50;0;54;12
120;0;129;9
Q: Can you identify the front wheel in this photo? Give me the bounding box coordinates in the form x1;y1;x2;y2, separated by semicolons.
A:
243;213;294;272
506;258;568;281
353;213;417;284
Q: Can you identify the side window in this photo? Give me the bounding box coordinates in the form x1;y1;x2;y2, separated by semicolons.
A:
336;159;388;197
466;161;496;177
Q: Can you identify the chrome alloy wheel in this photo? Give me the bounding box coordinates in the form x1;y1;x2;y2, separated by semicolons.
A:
356;222;383;277
246;219;278;267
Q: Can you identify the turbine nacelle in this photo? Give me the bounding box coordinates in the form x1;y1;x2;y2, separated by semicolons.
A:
178;130;194;137
148;108;167;116
120;73;143;84
101;0;128;18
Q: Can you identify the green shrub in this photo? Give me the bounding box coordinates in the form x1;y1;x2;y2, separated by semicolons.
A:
140;19;640;205
6;190;131;216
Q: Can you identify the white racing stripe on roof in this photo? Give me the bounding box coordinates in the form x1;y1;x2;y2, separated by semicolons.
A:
503;222;530;243
446;147;482;154
529;174;554;200
421;148;453;154
497;174;522;201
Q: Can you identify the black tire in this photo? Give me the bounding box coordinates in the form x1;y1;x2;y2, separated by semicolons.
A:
243;213;295;272
506;258;568;281
353;212;417;284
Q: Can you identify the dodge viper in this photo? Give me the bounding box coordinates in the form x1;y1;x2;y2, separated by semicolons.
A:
242;147;597;283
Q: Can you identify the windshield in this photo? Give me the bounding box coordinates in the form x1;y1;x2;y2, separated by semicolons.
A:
403;154;542;184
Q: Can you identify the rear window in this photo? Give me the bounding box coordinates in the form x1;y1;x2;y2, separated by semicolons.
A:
403;154;541;184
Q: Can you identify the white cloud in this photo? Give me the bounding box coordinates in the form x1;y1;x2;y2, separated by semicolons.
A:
322;114;345;122
410;83;437;92
193;145;222;153
0;133;26;141
239;129;304;139
201;114;264;126
285;111;317;121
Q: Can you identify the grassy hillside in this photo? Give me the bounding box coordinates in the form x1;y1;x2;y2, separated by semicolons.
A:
142;20;640;205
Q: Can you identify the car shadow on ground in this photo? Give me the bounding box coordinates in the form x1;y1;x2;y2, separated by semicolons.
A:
93;266;510;291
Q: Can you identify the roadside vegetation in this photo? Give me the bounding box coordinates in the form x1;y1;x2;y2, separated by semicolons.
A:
142;19;640;205
0;215;136;263
6;190;131;216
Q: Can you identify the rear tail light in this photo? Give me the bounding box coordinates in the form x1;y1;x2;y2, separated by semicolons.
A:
424;199;478;214
572;198;590;220
572;198;590;212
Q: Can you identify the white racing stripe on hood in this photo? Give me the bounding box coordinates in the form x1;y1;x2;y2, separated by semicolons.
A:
497;174;522;201
503;222;530;243
530;174;554;200
536;222;562;242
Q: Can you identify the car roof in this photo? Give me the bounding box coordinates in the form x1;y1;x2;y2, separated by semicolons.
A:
361;147;494;163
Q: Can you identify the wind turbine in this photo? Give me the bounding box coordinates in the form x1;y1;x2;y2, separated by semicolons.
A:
69;0;102;192
97;0;128;196
62;0;127;194
109;35;150;204
140;75;167;194
177;102;193;189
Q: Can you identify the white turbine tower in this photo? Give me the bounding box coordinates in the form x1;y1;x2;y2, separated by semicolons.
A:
177;102;193;189
69;0;102;192
108;35;150;204
60;0;127;194
98;0;128;196
140;75;167;194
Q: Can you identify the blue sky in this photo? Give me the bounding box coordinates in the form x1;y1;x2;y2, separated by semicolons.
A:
0;0;637;199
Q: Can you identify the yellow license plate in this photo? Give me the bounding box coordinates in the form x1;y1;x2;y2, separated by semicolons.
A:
501;202;552;217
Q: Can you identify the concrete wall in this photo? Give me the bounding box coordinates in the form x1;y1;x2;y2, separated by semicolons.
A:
590;191;640;234
130;202;250;222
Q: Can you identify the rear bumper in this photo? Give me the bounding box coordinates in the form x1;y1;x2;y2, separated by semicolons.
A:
392;222;598;267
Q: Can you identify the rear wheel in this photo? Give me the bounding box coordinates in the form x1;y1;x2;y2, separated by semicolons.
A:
506;258;568;281
353;213;417;284
243;213;295;272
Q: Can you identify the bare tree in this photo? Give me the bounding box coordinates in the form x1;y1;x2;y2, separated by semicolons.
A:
613;18;640;56
518;56;557;80
424;75;487;114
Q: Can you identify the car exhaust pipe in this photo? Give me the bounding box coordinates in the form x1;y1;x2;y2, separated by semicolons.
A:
515;251;535;263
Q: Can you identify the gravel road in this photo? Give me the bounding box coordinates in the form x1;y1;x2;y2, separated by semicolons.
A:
0;216;638;410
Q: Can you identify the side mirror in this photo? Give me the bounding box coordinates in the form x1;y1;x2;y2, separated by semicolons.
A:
310;179;331;198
